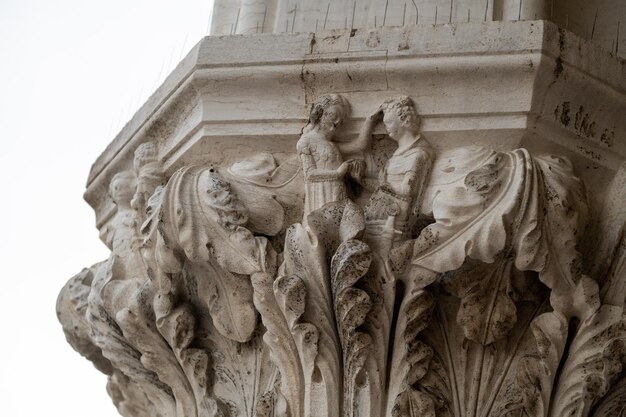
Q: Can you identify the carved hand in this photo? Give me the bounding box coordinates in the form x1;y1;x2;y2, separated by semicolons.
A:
361;110;382;134
337;160;352;176
348;159;366;179
369;108;383;123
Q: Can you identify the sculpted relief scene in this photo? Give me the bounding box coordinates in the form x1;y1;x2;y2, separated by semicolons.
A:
58;94;626;417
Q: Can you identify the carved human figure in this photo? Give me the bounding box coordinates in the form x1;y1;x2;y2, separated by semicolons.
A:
98;171;151;317
364;96;434;248
131;143;165;223
297;94;371;216
102;171;140;270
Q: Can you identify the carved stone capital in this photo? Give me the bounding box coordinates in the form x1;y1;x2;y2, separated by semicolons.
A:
59;19;626;417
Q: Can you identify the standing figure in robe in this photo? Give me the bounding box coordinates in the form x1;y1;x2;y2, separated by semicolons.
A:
363;96;434;252
98;170;149;317
101;171;142;279
297;94;377;216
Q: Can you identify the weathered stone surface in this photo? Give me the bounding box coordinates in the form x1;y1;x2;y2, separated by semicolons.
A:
210;0;626;60
59;12;626;417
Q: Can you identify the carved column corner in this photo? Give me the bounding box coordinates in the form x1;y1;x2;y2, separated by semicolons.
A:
59;16;626;417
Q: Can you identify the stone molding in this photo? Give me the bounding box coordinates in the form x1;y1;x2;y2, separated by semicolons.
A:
84;21;626;235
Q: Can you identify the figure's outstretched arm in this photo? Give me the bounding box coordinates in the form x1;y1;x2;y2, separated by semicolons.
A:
337;110;382;156
298;139;352;179
355;176;380;192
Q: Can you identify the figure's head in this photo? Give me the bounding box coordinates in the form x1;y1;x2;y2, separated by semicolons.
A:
133;142;158;171
380;96;420;139
109;171;137;206
308;94;350;137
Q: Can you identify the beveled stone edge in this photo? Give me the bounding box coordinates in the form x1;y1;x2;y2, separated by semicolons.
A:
84;20;626;236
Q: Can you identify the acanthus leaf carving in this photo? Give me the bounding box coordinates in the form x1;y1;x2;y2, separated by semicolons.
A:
147;165;274;348
57;265;114;376
441;259;519;346
391;387;436;417
387;286;442;417
515;155;595;320
58;92;625;417
502;253;626;417
408;149;545;345
187;259;257;346
107;371;165;417
548;305;626;417
87;256;177;417
408;149;592;347
600;224;626;307
272;272;317;417
250;267;302;417
254;389;290;417
590;163;626;294
591;375;626;417
409;149;521;281
499;310;568;417
205;326;273;417
150;303;218;417
279;200;366;417
330;239;374;417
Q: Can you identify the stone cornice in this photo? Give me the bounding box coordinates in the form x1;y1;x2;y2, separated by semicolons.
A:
85;21;626;234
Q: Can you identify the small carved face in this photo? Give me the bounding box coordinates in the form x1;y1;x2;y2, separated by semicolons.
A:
110;174;136;205
383;110;403;140
133;143;158;170
319;104;344;136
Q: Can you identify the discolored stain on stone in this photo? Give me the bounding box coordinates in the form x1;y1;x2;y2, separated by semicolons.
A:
560;101;571;126
554;56;564;78
600;128;615;147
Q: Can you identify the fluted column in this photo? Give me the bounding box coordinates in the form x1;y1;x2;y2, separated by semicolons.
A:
493;0;548;20
211;0;555;35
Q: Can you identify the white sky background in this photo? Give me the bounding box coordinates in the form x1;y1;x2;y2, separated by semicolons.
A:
0;1;214;415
